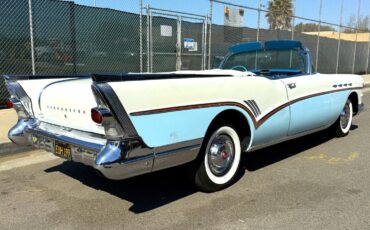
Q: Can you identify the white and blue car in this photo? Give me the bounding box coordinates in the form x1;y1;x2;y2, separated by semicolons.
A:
5;40;364;192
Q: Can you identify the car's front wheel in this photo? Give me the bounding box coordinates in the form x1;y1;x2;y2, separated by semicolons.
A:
194;125;242;192
334;99;353;137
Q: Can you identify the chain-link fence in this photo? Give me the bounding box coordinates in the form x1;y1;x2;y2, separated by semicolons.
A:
0;0;141;106
210;0;370;74
1;0;370;107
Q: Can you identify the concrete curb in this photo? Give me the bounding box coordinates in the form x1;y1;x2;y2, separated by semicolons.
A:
0;141;34;156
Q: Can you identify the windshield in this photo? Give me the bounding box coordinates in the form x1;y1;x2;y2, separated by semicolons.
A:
222;48;306;75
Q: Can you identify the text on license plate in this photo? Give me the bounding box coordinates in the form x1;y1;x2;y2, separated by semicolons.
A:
55;141;72;160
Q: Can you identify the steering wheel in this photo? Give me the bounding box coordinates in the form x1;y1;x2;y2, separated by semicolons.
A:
231;65;248;72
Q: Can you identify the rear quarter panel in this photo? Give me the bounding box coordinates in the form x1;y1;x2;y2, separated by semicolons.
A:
109;76;289;148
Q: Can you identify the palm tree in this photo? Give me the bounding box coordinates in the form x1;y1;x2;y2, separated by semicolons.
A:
266;0;293;30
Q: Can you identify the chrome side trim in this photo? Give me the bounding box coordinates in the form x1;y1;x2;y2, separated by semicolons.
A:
152;138;202;171
246;100;261;117
250;100;261;115
244;100;258;117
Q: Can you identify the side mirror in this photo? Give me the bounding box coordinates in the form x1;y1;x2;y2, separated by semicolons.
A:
212;56;224;69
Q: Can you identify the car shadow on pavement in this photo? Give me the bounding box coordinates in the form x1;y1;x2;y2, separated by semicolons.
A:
45;161;197;213
45;127;347;213
242;129;336;171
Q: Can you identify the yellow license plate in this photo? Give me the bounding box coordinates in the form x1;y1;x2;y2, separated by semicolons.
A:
54;141;72;160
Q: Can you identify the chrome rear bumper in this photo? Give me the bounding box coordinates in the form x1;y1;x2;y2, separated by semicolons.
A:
8;119;200;180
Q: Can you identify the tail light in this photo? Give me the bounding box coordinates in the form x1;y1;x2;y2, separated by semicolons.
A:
90;106;124;139
91;108;103;124
6;99;14;109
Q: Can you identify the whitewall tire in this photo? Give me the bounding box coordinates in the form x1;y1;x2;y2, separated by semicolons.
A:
194;125;242;192
334;99;353;137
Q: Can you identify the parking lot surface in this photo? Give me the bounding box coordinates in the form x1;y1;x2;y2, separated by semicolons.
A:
0;91;370;230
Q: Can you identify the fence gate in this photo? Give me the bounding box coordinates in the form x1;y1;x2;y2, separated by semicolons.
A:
145;6;208;72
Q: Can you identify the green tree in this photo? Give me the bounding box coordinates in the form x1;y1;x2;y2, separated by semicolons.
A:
295;23;335;33
266;0;293;30
344;15;370;33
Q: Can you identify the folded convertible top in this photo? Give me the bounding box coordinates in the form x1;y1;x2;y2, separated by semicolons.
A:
2;71;236;83
91;73;234;83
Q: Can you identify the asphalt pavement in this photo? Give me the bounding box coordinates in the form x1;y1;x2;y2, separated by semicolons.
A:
0;91;370;230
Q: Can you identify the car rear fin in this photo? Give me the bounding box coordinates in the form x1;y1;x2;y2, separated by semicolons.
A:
91;83;139;139
5;80;34;118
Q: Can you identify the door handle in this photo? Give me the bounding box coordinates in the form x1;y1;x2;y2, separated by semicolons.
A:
288;83;296;89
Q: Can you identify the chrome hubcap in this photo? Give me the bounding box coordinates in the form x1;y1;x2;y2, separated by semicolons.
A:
207;134;235;176
340;103;350;129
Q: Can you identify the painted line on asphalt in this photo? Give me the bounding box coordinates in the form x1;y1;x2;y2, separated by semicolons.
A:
304;152;360;164
0;151;57;172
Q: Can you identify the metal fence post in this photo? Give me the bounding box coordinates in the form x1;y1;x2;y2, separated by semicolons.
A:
149;9;153;72
257;0;261;41
205;17;208;70
139;0;143;73
201;18;205;70
69;2;77;74
289;0;296;68
28;0;36;75
291;0;296;41
315;0;323;71
146;4;150;72
352;0;362;74
366;37;370;74
176;16;182;71
202;16;208;70
208;0;213;69
336;0;344;74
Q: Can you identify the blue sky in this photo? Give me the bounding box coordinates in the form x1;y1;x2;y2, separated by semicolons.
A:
72;0;369;30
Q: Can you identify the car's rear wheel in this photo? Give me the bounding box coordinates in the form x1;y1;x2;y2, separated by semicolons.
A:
334;99;353;137
194;125;242;192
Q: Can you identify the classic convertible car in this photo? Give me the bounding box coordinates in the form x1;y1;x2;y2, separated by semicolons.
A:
4;40;364;192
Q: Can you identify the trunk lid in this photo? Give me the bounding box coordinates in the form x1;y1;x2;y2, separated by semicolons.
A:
22;78;104;135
